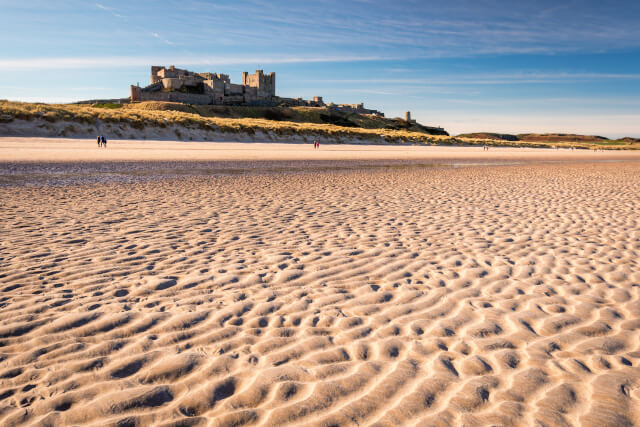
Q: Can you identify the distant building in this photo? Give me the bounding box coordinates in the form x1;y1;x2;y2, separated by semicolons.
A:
329;103;384;116
405;111;416;123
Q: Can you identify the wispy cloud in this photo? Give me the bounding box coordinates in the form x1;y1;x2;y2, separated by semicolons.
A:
312;72;640;86
339;89;398;95
151;32;175;46
0;55;401;70
162;1;640;56
3;96;82;103
95;2;124;18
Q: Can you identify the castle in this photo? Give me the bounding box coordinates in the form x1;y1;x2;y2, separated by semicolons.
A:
131;65;383;115
131;65;275;106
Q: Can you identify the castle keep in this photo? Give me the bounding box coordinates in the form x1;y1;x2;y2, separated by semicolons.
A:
130;65;383;115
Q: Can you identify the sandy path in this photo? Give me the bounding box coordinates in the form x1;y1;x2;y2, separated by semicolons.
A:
2;137;640;163
0;159;639;426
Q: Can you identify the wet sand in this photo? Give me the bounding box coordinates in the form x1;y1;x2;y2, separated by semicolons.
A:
2;137;640;163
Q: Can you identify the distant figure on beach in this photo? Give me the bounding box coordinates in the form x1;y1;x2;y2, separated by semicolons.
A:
483;145;488;151
97;135;101;147
315;140;320;149
101;136;107;148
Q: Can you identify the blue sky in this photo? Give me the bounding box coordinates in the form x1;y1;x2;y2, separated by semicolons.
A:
1;0;639;137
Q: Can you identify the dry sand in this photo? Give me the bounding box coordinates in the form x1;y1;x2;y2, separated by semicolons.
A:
0;138;639;426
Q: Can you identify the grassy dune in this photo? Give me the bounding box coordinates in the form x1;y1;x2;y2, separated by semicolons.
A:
0;101;451;144
458;132;640;149
1;100;639;149
98;102;449;135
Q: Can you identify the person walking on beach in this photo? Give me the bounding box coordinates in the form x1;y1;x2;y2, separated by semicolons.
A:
97;135;101;147
101;136;107;148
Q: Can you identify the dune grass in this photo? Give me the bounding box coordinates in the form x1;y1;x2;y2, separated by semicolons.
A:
1;100;639;149
0;100;451;144
457;132;639;148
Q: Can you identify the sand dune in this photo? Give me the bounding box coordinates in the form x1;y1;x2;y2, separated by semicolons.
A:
0;146;639;425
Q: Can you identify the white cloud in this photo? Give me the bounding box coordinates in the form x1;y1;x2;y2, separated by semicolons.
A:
151;32;175;46
4;96;83;104
0;55;399;70
162;1;640;56
312;72;640;86
95;3;125;19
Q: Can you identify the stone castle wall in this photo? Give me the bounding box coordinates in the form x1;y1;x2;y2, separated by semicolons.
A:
131;85;212;105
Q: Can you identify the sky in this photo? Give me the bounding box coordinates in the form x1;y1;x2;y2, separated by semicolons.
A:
1;0;639;137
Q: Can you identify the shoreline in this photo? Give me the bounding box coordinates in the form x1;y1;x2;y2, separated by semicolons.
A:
3;137;640;164
3;137;640;187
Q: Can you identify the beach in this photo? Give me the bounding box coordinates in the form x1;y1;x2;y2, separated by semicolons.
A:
2;137;640;163
0;139;639;426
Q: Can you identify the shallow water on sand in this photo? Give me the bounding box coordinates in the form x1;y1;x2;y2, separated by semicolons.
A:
0;159;518;186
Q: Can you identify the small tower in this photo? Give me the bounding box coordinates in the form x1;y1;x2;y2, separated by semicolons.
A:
405;111;411;122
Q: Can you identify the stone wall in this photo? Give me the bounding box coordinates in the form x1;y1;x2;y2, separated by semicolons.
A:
328;103;383;116
133;88;213;105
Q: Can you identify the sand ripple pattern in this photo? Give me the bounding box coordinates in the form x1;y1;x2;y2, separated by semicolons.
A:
1;163;639;426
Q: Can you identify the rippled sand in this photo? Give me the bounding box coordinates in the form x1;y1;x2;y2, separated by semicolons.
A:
1;152;639;425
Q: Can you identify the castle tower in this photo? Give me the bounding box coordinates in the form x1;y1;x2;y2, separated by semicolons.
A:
131;85;142;102
241;70;276;99
268;72;276;97
405;111;411;122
